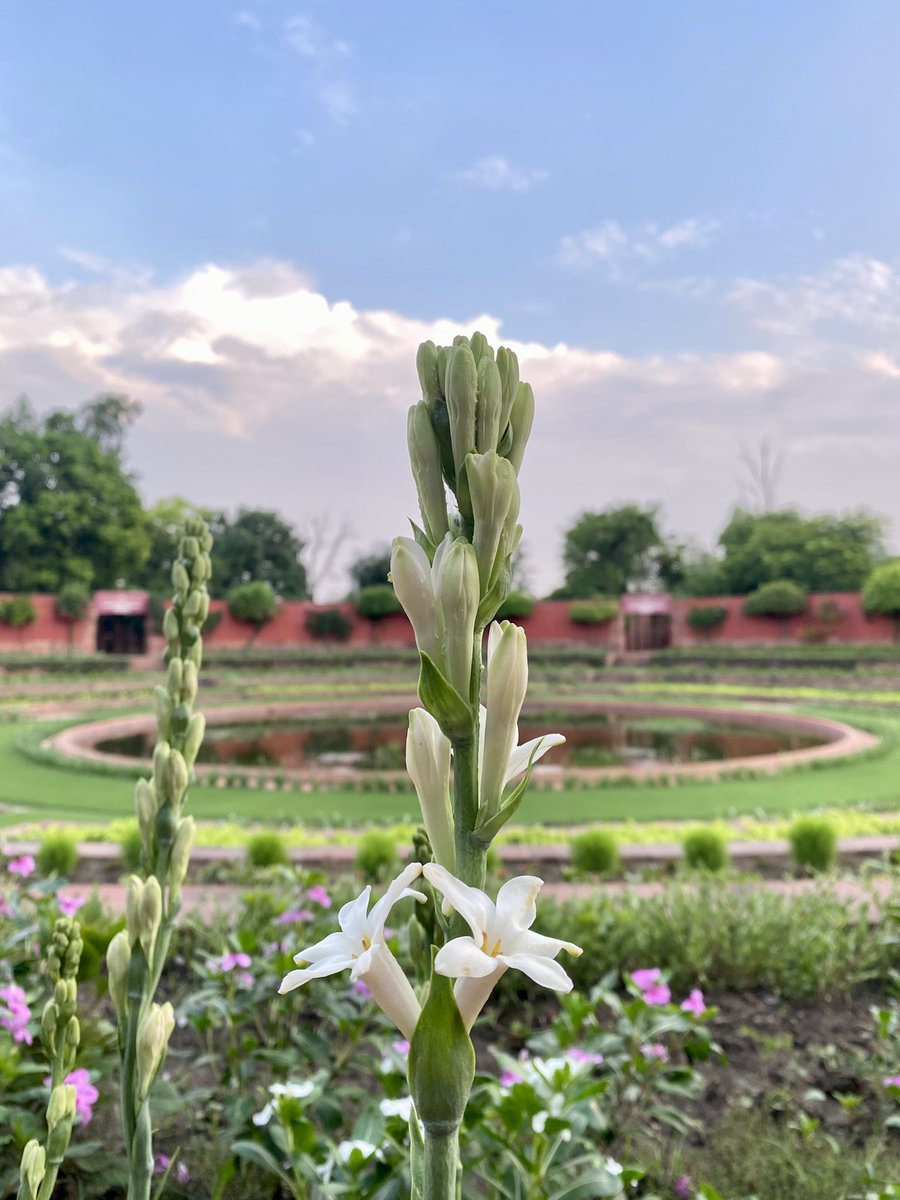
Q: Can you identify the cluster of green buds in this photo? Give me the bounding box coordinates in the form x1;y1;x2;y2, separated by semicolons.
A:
17;917;83;1200
106;514;212;1200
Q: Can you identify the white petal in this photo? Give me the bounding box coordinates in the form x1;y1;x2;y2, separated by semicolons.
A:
434;936;498;979
454;964;506;1028
510;929;583;959
494;875;543;934
278;956;356;992
422;864;490;938
486;620;504;669
292;930;352;965
347;945;376;980
367;863;425;935
504;733;566;786
337;887;372;941
363;945;422;1039
499;953;574;992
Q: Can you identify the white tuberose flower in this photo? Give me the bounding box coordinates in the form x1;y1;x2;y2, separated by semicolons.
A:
423;864;582;1029
278;864;425;1039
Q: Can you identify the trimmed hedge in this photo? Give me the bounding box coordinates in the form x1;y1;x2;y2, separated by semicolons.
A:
496;591;537;621
354;585;403;620
686;605;728;632
304;608;353;642
742;580;808;618
569;598;619;626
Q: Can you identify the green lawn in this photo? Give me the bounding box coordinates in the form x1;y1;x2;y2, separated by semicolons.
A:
2;703;899;828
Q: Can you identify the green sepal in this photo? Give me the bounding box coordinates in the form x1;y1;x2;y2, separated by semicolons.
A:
430;397;457;490
409;949;475;1130
417;652;474;739
409;1104;425;1200
409;519;435;561
472;738;544;846
475;553;513;630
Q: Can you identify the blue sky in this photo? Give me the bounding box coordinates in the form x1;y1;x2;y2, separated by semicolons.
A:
1;2;899;593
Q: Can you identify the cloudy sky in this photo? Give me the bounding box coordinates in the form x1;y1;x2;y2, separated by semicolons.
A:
1;1;899;596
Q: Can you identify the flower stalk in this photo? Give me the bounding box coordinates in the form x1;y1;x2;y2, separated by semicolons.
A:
108;514;212;1200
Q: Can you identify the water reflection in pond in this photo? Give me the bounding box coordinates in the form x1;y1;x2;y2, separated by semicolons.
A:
96;714;823;771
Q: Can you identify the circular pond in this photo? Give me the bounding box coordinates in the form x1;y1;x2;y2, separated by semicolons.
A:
94;712;824;771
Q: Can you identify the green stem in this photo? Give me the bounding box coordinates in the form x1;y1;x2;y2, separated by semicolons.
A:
423;1127;459;1200
451;736;484;890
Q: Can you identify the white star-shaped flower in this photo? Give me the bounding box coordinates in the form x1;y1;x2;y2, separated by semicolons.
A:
278;863;425;1038
423;864;581;1028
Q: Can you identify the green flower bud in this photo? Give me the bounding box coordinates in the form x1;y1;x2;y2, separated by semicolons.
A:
435;538;479;699
496;346;520;433
445;342;477;477
125;875;144;944
166;657;183;698
183;712;206;770
416;340;443;408
166;750;189;805
169;816;196;901
200;529;213;553
408;402;449;545
197;592;211;625
19;1140;46;1200
409;956;475;1133
390;537;442;667
64;1014;80;1058
138;876;163;961
475;358;502;453
466;452;520;592
135;778;157;844
187;637;203;669
106;930;131;1018
162;607;179;643
183;588;203;620
153;685;172;737
47;1083;76;1130
136;1002;175;1100
470;330;493;365
181;660;198;705
153;743;171;797
171;561;190;598
181;535;200;559
505;382;534;475
41;1000;58;1055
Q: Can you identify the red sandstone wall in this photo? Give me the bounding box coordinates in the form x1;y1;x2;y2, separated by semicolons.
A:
671;592;895;645
0;593;94;654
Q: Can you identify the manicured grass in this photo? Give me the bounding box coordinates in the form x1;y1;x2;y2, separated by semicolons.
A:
2;703;900;827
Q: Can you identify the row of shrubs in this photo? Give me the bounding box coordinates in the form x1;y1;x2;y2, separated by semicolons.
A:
27;813;848;884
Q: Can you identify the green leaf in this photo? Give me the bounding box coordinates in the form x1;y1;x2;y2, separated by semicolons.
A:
230;1140;294;1189
472;736;544;844
417;651;473;738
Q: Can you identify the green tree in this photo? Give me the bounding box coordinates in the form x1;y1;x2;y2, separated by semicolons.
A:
54;581;91;653
137;497;213;595
349;548;393;591
0;396;149;591
227;580;280;645
556;505;662;597
743;579;808;638
211;508;309;599
862;560;900;642
718;508;884;594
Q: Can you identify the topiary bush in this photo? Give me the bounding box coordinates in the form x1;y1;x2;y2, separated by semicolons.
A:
36;831;79;877
789;816;837;873
569;598;619;626
686;605;728;634
55;581;92;653
227;581;280;645
570;828;620;875
742;580;808;617
305;607;353;642
496;591;536;621
355;830;399;882
682;828;729;873
246;831;290;869
862;560;900;642
354;584;402;619
0;595;37;629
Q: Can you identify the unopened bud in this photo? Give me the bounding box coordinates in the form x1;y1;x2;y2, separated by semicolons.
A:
135;779;157;843
125;876;144;944
445;342;477;477
136;1002;175;1100
162;606;179;643
166;750;189;805
496;346;520;433
406;709;454;872
197;592;211;625
466;451;520;592
47;1083;76;1130
475;357;502;453
183;712;206;770
408;402;449;545
106;930;131;1017
166;656;184;698
138;876;163;961
416;340;443;408
183;588;203;619
153;743;171;797
41;1000;58;1054
153;686;172;737
19;1140;46;1200
470;330;493;364
390;538;441;667
172;561;190;597
169;816;196;901
505;382;534;475
435;538;479;699
181;535;200;559
181;660;198;705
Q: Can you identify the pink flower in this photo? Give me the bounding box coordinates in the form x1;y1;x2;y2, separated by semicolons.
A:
277;909;313;924
7;855;35;878
681;988;706;1017
644;983;671;1006
155;1155;191;1183
883;1074;900;1088
59;894;86;917
0;897;11;918
44;1068;97;1124
567;1048;603;1065
631;967;662;991
642;1042;669;1062
307;885;331;908
675;1176;692;1198
237;972;254;989
0;983;33;1044
500;1070;523;1087
216;952;252;972
353;980;371;999
391;1040;410;1057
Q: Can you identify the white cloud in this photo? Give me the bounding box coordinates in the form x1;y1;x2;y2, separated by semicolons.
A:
2;256;900;595
457;156;549;194
284;13;357;125
234;10;261;31
558;216;719;276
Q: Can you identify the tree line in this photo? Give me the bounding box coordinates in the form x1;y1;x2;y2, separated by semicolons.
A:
0;395;891;608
